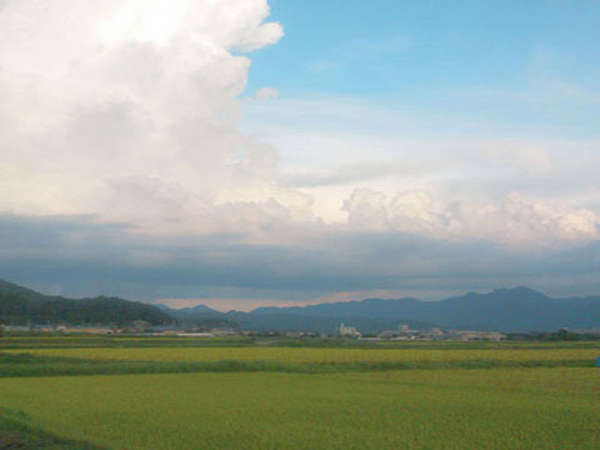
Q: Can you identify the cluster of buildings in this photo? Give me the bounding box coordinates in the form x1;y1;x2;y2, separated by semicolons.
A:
0;321;240;337
338;323;362;337
13;322;596;342
2;322;505;341
338;323;507;341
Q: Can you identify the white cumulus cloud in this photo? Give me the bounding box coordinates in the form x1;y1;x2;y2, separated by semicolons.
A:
0;0;290;234
342;188;600;248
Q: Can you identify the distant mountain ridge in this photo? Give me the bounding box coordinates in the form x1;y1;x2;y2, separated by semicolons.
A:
158;302;434;333
162;286;600;332
158;303;238;330
3;279;599;332
249;287;600;332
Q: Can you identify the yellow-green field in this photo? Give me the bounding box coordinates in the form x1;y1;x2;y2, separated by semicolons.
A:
1;337;599;449
4;345;598;363
1;369;598;449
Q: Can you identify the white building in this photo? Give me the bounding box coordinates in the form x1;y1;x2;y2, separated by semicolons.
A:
398;324;411;333
338;323;361;337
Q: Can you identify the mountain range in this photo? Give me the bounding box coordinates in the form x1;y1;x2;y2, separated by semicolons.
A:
164;286;600;333
1;279;599;332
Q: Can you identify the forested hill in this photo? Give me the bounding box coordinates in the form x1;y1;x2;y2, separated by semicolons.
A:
0;280;173;326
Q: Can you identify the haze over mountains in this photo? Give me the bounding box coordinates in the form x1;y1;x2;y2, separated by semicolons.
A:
245;287;600;332
1;279;599;332
165;286;600;332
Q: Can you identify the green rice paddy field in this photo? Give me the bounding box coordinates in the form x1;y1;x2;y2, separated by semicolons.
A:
1;337;599;449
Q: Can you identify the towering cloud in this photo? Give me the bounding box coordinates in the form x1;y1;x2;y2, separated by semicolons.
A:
0;0;290;234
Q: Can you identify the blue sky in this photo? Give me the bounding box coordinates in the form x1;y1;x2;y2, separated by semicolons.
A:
1;0;599;310
247;1;600;94
245;1;600;139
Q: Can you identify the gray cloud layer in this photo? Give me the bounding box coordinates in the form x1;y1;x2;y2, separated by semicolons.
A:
2;213;598;303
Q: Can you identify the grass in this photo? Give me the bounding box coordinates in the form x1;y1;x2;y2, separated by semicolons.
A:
4;345;598;364
0;369;598;449
2;335;599;350
0;335;256;350
1;341;598;378
0;353;595;378
0;408;105;449
1;337;599;448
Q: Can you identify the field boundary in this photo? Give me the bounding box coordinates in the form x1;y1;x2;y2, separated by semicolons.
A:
0;352;595;378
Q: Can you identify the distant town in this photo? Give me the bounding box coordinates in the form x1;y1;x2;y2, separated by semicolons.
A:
3;321;600;342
